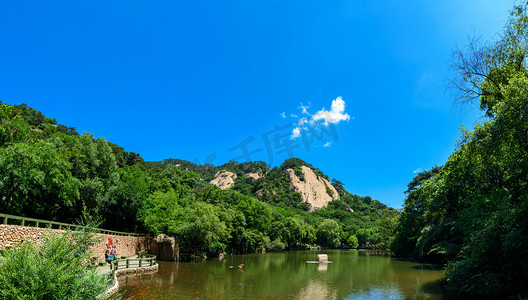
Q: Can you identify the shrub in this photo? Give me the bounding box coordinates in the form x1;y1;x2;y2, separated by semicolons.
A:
0;230;109;300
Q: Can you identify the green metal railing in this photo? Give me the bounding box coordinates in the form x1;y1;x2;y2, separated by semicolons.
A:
103;255;158;291
0;213;144;237
110;255;157;271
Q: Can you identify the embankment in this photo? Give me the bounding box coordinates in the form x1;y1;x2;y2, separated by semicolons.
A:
0;224;150;259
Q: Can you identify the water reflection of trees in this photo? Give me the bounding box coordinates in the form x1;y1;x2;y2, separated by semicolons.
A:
118;250;444;299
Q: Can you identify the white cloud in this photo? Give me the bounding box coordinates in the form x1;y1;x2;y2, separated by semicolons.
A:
300;102;311;115
280;112;286;118
290;113;298;118
311;97;350;125
297;117;308;126
289;96;352;140
291;127;301;139
323;142;332;148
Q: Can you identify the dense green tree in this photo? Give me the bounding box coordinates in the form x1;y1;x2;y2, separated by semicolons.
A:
141;187;195;235
393;3;528;296
48;133;119;186
347;234;359;248
316;219;343;248
0;141;80;221
234;194;273;233
391;168;437;257
0;104;31;147
173;202;229;257
108;142;144;168
103;165;153;231
283;217;314;248
331;178;346;196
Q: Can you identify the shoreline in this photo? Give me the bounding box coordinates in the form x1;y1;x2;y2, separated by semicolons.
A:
97;262;159;299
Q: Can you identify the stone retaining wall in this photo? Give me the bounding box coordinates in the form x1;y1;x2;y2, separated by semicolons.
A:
0;224;150;260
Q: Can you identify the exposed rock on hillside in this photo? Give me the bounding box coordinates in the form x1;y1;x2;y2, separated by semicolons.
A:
286;165;339;211
209;171;237;190
245;172;262;180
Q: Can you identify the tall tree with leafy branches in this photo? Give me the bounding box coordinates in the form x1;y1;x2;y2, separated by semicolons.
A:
394;2;528;296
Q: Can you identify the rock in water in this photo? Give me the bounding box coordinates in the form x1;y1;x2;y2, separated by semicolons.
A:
317;254;328;262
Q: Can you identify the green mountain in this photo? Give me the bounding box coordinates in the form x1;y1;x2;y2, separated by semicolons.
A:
162;157;398;245
162;157;379;212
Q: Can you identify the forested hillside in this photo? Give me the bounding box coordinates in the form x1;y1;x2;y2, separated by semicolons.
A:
392;4;528;297
163;157;399;246
0;102;397;260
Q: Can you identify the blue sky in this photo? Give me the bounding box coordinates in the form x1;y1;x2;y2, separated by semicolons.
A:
0;1;515;208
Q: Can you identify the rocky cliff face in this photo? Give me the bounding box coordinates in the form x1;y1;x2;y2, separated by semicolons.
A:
286;165;339;211
209;171;237;190
244;172;262;180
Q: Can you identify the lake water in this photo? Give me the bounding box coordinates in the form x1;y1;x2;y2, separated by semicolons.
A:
117;249;448;299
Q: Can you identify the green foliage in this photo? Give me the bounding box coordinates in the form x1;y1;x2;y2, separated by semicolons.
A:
293;166;304;181
316;219;343;248
347;234;359;248
331;179;346;196
0;141;80;221
0;230;108;300
173;202;229;256
234;194;272;232
108;142;144;168
280;158;307;170
280;158;329;180
267;239;286;251
394;3;528;296
0;104;31;146
326;186;334;197
160;157;396;250
141;188;195;235
104;165;152;231
280;216;315;248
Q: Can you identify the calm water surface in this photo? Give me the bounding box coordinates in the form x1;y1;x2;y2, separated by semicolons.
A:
118;250;447;299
